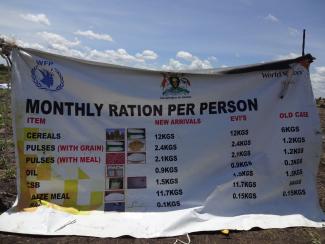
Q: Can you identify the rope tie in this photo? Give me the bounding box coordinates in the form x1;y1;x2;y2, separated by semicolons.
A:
279;63;298;99
173;233;191;244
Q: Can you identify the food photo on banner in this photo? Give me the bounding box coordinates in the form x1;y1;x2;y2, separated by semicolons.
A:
0;44;324;238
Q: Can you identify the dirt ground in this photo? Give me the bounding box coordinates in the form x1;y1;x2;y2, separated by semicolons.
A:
0;98;325;243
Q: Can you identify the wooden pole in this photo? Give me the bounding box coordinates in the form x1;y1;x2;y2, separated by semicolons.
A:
302;29;306;56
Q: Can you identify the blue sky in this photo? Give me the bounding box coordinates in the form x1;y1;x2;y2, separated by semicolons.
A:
1;0;325;96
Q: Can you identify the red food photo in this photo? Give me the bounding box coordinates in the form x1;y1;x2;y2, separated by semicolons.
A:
106;153;125;164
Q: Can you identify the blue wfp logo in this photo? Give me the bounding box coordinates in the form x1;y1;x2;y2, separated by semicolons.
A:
31;60;64;91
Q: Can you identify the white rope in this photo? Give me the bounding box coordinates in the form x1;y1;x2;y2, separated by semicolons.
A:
173;233;191;244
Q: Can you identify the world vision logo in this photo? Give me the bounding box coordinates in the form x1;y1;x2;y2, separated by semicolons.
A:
31;59;64;91
160;74;191;99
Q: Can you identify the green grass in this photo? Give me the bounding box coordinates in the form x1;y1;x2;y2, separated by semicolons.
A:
0;64;9;84
0;66;14;180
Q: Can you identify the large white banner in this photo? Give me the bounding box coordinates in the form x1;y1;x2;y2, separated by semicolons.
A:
0;48;324;237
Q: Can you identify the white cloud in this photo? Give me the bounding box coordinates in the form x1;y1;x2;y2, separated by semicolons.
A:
315;67;325;74
16;40;44;50
162;59;185;70
276;52;300;60
162;51;213;70
311;66;325;84
86;48;160;67
311;66;325;98
74;30;113;42
18;31;157;67
136;50;158;60
264;14;279;23
38;32;80;47
20;13;50;26
106;49;143;62
4;32;214;71
51;44;85;58
0;35;45;51
189;59;212;69
176;51;194;62
35;32;85;58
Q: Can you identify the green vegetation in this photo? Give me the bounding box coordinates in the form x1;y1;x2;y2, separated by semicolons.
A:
0;65;15;180
0;64;10;84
